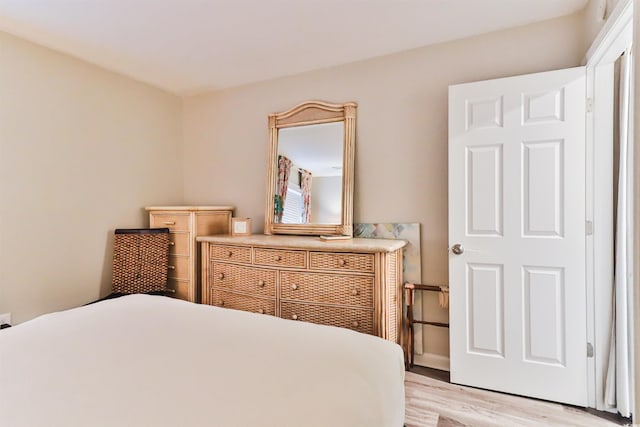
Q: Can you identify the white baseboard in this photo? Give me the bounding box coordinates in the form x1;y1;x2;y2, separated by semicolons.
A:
413;352;450;372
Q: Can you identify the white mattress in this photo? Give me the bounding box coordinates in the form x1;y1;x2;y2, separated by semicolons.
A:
0;295;405;427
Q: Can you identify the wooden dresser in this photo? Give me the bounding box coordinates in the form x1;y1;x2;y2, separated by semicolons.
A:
197;235;406;343
145;206;234;302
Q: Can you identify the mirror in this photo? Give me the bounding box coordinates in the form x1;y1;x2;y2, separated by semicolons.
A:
277;122;343;225
264;101;357;236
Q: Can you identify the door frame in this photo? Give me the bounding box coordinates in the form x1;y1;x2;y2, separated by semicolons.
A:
583;0;632;411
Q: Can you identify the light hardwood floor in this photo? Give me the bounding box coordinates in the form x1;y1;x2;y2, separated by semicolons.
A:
405;371;629;427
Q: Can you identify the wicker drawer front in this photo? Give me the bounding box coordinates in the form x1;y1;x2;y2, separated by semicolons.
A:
254;248;307;268
280;272;374;308
211;263;276;298
168;232;190;256
168;255;189;280
280;302;374;335
150;213;190;232
210;244;252;263
211;290;275;316
309;252;375;273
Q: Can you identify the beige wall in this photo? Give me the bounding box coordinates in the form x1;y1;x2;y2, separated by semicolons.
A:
583;0;624;54
183;13;587;359
0;31;183;323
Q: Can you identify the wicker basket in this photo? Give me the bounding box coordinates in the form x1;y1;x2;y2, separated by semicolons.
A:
111;228;170;294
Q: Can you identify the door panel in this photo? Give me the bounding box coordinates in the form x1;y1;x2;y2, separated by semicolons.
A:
449;67;587;406
467;263;504;357
523;266;565;365
467;145;503;236
522;139;564;237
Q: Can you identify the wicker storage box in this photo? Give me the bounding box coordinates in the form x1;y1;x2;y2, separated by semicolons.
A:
111;228;170;294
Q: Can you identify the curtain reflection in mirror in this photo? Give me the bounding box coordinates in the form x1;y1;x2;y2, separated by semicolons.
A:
274;155;292;222
300;169;312;223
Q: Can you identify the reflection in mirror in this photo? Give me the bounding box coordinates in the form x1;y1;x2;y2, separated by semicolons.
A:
274;122;344;225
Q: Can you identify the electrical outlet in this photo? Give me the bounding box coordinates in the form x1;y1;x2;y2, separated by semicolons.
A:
0;313;11;326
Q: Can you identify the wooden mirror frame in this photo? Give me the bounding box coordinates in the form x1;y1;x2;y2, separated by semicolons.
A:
264;100;357;236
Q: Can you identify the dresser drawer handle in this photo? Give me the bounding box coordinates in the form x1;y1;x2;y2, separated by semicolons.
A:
257;280;266;288
169;241;175;246
163;221;176;225
275;255;283;261
291;314;298;320
258;309;265;314
338;259;347;267
351;321;360;328
218;273;225;280
227;251;233;257
168;265;175;270
218;300;225;307
291;284;298;291
351;289;359;296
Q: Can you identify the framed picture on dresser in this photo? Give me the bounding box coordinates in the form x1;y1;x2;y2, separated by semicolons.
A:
231;217;252;236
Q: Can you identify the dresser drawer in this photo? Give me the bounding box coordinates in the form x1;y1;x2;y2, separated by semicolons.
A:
168;232;190;256
254;248;307;268
167;279;190;301
168;255;190;280
150;213;190;232
309;252;375;273
280;271;374;308
280;302;374;335
211;263;276;298
211;290;275;316
210;244;252;263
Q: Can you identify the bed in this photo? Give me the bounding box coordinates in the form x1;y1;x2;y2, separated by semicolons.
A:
0;294;405;426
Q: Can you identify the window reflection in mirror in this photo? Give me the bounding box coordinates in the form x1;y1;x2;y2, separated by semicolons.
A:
274;122;344;225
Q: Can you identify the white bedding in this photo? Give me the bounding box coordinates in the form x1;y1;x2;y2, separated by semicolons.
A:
0;295;405;427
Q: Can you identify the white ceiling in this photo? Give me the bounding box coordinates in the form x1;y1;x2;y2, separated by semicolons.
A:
0;0;588;94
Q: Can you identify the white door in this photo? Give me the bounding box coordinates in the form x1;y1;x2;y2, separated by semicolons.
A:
448;67;587;406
